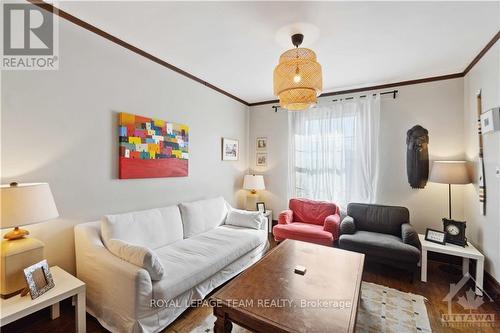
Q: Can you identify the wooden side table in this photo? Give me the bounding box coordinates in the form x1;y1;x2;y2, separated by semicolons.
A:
0;266;86;332
418;234;484;295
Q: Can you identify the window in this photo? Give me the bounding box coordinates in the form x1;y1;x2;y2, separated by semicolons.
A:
288;96;380;207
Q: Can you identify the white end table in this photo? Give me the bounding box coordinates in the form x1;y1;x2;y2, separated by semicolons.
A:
262;210;273;233
419;234;484;295
0;266;86;332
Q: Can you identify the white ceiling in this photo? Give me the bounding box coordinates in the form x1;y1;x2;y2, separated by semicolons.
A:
59;1;499;104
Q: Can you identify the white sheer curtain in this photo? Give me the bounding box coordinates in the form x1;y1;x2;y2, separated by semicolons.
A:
287;95;380;208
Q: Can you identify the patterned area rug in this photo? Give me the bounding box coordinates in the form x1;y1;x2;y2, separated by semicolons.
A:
191;282;431;333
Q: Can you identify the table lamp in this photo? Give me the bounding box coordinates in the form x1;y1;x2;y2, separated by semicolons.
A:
0;182;59;298
243;175;265;211
429;161;471;219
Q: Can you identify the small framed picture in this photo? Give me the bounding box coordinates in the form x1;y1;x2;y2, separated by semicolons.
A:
425;228;446;245
221;138;239;161
256;202;266;213
256;137;267;151
256;153;267;166
23;259;55;300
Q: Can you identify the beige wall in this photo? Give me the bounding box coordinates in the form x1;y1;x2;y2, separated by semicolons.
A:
249;78;466;234
463;42;500;280
1;19;249;274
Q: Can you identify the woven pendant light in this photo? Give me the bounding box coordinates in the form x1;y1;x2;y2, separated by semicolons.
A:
273;34;322;110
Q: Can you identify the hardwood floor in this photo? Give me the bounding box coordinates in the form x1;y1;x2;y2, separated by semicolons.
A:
2;238;499;333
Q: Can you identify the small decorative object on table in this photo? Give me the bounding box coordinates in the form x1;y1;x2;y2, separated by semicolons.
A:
221;138;239;161
443;218;467;247
256;202;266;213
425;228;446;245
23;259;55;300
294;265;307;275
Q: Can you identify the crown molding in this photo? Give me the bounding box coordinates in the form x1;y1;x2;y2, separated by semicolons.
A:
463;30;500;76
27;0;250;106
27;1;499;108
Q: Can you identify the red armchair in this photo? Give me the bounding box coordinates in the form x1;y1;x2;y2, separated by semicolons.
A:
272;198;341;246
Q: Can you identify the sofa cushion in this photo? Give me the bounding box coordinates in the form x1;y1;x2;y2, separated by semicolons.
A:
106;238;164;280
273;222;333;246
347;203;408;236
101;205;183;250
225;208;265;230
289;198;339;225
153;225;267;300
179;197;229;238
339;230;420;263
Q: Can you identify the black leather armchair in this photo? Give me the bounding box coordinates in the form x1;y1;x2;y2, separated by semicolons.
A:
339;203;421;275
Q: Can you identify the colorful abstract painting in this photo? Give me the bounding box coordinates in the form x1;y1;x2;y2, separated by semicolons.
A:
118;112;189;179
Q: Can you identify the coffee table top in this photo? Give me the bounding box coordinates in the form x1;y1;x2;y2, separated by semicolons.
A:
212;240;365;333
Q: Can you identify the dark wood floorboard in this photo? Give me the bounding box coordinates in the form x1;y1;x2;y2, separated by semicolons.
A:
2;238;499;333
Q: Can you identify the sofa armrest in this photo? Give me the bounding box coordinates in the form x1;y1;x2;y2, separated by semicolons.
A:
401;223;421;250
340;216;356;235
278;209;293;225
323;214;341;240
74;222;153;323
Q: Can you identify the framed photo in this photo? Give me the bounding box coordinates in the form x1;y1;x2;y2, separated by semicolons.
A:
256;153;267;166
256;202;266;213
256;137;267;151
23;259;55;300
425;228;446;245
221;138;239;161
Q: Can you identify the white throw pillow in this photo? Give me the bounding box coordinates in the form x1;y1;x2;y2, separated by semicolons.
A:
106;238;165;281
225;208;265;230
179;197;229;238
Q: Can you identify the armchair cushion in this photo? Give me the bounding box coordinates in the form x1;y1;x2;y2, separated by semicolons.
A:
323;214;341;240
339;231;420;264
346;203;409;236
289;198;339;225
340;216;356;235
273;222;333;246
401;223;421;250
278;209;293;225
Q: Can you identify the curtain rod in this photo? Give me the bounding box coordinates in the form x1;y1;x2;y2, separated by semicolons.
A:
332;89;398;102
271;89;398;112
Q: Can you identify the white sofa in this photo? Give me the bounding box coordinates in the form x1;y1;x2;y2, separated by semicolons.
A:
74;197;269;333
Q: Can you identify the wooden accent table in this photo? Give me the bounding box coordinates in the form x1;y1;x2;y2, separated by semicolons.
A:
211;240;364;333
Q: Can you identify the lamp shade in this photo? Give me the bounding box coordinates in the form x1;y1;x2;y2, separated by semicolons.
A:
1;183;59;228
273;47;322;111
429;161;471;185
243;175;265;191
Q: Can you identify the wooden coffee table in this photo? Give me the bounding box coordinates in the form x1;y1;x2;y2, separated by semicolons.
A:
211;240;365;333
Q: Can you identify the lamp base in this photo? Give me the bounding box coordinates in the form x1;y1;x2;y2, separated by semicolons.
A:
1;237;44;298
3;227;30;240
246;192;259;211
